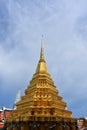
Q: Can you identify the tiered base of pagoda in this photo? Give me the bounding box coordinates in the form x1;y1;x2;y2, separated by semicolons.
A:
5;116;78;130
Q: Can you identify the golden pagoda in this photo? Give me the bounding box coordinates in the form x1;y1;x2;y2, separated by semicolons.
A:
5;38;77;130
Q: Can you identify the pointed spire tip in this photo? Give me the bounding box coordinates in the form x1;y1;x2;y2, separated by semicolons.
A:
40;35;45;60
41;35;44;49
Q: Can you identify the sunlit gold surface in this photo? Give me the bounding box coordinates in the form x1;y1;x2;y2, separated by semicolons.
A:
6;41;74;123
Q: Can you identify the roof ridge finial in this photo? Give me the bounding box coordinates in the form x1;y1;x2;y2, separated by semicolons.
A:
40;35;45;60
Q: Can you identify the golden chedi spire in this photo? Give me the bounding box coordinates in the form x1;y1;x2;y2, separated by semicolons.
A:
5;38;74;125
40;35;44;60
36;36;48;73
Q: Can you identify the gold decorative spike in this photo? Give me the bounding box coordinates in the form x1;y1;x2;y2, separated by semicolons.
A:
40;35;44;60
35;36;48;73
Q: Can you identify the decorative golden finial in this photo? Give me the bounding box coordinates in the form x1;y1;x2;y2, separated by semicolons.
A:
35;36;48;73
41;35;44;47
40;35;44;60
36;35;48;73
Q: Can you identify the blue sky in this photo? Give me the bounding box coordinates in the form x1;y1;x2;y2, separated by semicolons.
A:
0;0;87;118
